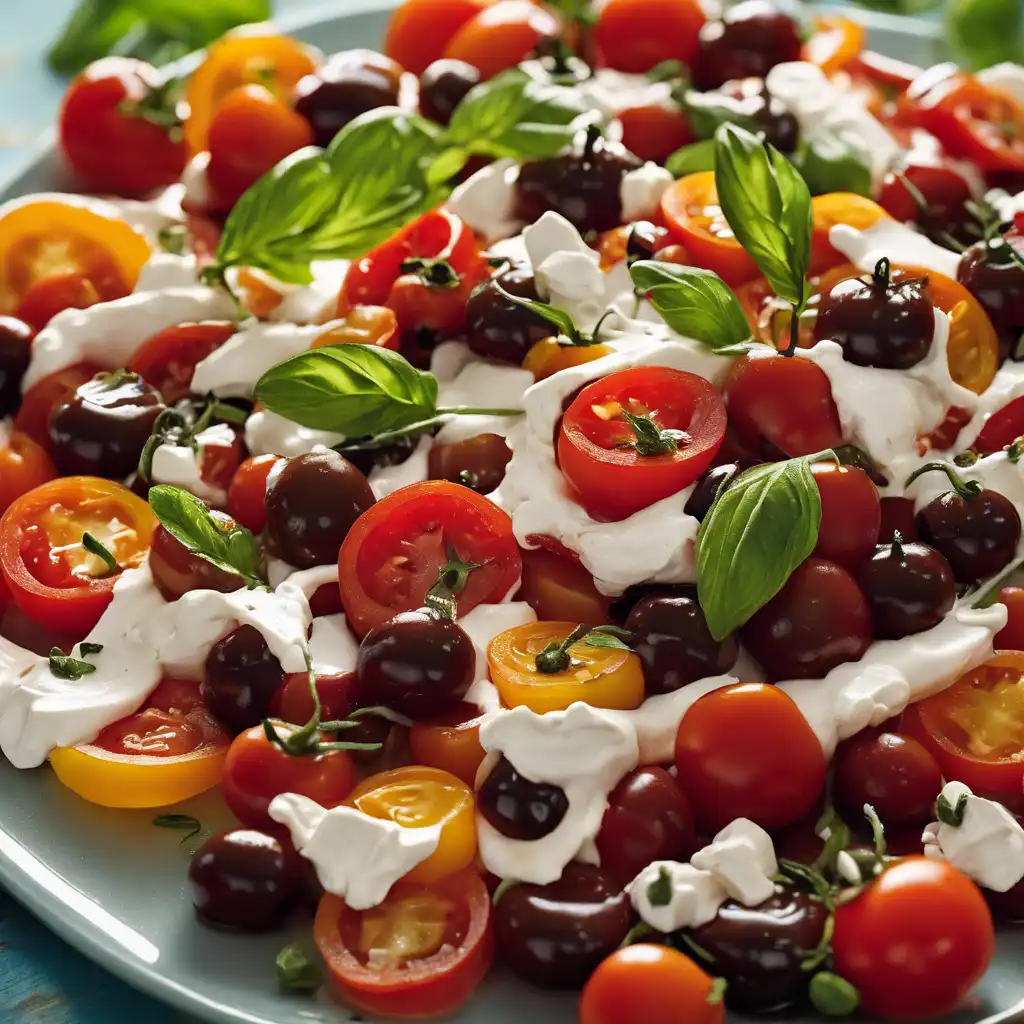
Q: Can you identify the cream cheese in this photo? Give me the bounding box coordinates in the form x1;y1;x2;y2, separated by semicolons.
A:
829;218;961;279
149;423;236;506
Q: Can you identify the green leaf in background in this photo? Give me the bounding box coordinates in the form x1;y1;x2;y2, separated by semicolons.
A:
945;0;1024;70
792;132;873;199
666;139;717;178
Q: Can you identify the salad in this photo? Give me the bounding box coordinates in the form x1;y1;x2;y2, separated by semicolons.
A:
3;1;1024;1021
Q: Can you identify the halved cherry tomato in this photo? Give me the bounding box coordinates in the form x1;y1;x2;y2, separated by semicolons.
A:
409;703;487;786
15;272;100;333
236;268;287;319
734;276;818;349
592;0;705;74
226;454;283;535
312;307;399;350
558;366;727;521
0;431;56;516
184;30;319;153
848;50;920;93
522;337;613;380
49;677;229;808
810;193;890;276
878;163;972;232
443;0;559;80
347;766;477;882
197;429;244;502
803;16;865;76
617;105;695;164
339;480;521;636
0;477;156;635
488;621;644;714
661;172;759;286
385;0;495;76
13;362;102;454
517;547;613;626
315;869;492;1020
973;396;1024;455
127;321;236;404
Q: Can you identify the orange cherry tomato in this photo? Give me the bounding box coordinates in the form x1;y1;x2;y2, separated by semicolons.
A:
0;431;56;517
618;104;695;164
409;703;487;787
236;268;287;319
13;362;102;455
184;30;320;153
803;16;865;76
996;587;1024;651
49;677;230;808
517;547;613;626
347;766;477;883
488;621;644;714
127;321;236;404
810;193;890;276
312;306;399;350
443;0;559;80
0;477;156;635
521;336;613;380
385;0;496;76
314;870;493;1020
592;0;706;74
660;172;759;286
226;454;283;535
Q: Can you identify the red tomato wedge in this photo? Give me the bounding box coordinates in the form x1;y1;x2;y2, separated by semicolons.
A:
127;321;236;404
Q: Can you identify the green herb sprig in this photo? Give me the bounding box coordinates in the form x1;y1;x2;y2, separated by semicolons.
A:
48;643;104;680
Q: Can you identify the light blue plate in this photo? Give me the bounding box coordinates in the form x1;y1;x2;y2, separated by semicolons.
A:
1;4;1022;1022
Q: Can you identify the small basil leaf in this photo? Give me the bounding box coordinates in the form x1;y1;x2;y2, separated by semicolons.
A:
683;90;761;141
255;344;440;437
793;132;872;198
583;632;633;652
666;138;717;178
276;943;322;992
630;260;751;353
82;532;117;576
79;642;104;657
696;453;825;640
48;646;101;680
492;280;581;344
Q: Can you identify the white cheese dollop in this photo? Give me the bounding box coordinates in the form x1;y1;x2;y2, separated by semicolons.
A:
244;409;344;458
460;601;537;714
368;437;433;498
435;358;533;445
829;218;961;280
134;252;199;292
620;164;674;224
270;259;350;326
149;423;236;506
628;862;725;933
690;819;778;906
308;613;359;678
978;64;1024;105
447;158;523;243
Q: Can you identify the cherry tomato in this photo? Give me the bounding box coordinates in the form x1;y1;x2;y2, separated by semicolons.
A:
338;480;521;636
661;172;759;286
878;163;972;238
312;306;399;351
592;0;706;74
557;366;727;521
273;670;354;726
347;766;476;883
15;272;101;333
226;454;283;535
0;477;155;635
386;272;483;340
810;193;889;276
517;547;613;626
443;0;559;80
811;462;881;568
49;677;230;808
734;275;818;349
386;0;494;76
59;58;187;195
581;945;724;1024
803;16;865;76
408;703;486;786
314;870;492;1020
522;337;613;380
0;431;56;517
127;321;236;405
675;682;827;833
848;50;919;94
996;586;1024;650
972;395;1024;454
617;105;695;164
832;857;994;1020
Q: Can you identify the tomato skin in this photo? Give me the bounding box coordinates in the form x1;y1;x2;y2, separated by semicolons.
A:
408;703;486;787
313;307;399;351
273;671;354;726
810;193;889;276
443;0;559;80
128;321;236;405
804;15;864;76
0;432;56;517
674;682;827;833
832;857;994;1020
973;395;1024;455
226;454;282;536
996;587;1024;650
617;105;695;164
592;0;706;74
13;363;101;455
59;58;187;195
517;547;612;626
385;0;495;76
15;272;100;333
811;462;881;568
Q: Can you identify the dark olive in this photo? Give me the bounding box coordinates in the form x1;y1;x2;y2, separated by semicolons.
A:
478;755;569;841
684;462;742;523
188;828;300;931
0;316;32;417
48;370;164;478
814;262;936;370
202;625;284;734
466;261;552;364
625;590;739;695
856;535;956;639
957;236;1024;341
293;49;403;147
680;885;829;1011
493;862;632;989
265;449;375;569
418;59;479;125
149;520;246;602
427;432;512;494
355;608;475;718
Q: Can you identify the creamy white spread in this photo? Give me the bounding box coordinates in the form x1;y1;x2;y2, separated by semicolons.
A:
829;218;962;280
149;423;236;506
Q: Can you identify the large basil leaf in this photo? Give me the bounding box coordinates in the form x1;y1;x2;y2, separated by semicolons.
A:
665;139;717;178
794;132;872;198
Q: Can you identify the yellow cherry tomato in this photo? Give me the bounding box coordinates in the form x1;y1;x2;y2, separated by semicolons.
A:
487;621;645;715
522;337;613;380
347;766;477;883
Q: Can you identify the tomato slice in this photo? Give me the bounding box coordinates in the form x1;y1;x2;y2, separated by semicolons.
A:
13;362;102;454
974;396;1024;455
557;366;726;522
0;430;56;517
339;480;521;636
48;677;230;808
127;321;236;404
314;870;492;1021
408;704;487;787
803;15;865;76
810;193;890;276
0;477;156;635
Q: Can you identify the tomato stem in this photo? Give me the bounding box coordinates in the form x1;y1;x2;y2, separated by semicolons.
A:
890;529;905;559
423;546;480;620
535;623;590;673
873;257;891;289
904;460;984;501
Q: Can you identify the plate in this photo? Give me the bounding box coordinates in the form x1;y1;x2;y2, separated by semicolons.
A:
0;3;1021;1023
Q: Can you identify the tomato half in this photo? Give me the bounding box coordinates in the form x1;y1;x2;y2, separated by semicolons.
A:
314;870;492;1020
803;16;865;76
617;105;695;165
49;677;229;808
408;703;487;787
0;431;56;516
973;396;1024;455
443;0;559;80
591;0;706;74
810;193;890;276
0;477;156;635
127;321;236;404
313;307;399;351
339;481;521;637
522;337;613;380
557;366;726;522
385;0;495;76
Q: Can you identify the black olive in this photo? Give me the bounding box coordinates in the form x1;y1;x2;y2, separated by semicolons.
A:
478;755;569;840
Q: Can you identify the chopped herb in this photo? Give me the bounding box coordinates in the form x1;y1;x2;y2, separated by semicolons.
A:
48;644;103;680
82;532;117;576
621;410;689;457
646;864;673;907
936;788;969;827
400;257;461;289
153;813;202;843
79;642;104;657
275;943;322;992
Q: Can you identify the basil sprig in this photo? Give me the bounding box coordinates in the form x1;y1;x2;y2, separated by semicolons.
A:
148;485;267;588
696;451;834;640
153;813;202;844
276;943;322;993
49;643;104;680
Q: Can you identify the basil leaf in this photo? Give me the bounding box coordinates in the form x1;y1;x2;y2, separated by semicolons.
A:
276;943;322;992
80;642;104;657
492;280;582;344
255;344;440;437
583;632;633;652
696;454;825;640
714;124;813;311
148;485;267;587
630;260;751;354
82;532;117;576
666;139;717;178
153;813;202;843
793;132;872;198
683;90;761;141
48;644;103;680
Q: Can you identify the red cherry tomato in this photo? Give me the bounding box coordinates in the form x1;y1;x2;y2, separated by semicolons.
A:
973;395;1024;455
674;682;827;833
58;58;188;195
128;321;237;405
517;547;613;626
385;0;495;76
226;454;283;536
0;431;56;517
832;857;994;1020
996;586;1024;651
338;480;522;636
557;367;726;521
592;0;706;74
878;162;972;229
617;105;695;164
273;671;355;726
385;272;484;338
810;462;881;568
443;0;559;80
14;272;100;333
197;429;244;502
14;363;102;455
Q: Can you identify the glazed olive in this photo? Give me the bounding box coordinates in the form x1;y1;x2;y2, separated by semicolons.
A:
814;260;935;370
418;59;479;125
466;261;552;363
0;316;32;417
264;449;375;569
690;1;803;91
625;590;739;695
355;608;475;718
741;557;873;680
293;49;403;147
427;432;512;494
595;767;697;887
684;462;742;523
494;862;632;989
149;520;246;602
856;534;956;639
48;370;164;478
202;625;285;734
478;755;569;841
188;828;300;931
680;885;829;1011
833;731;942;829
957;236;1024;341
